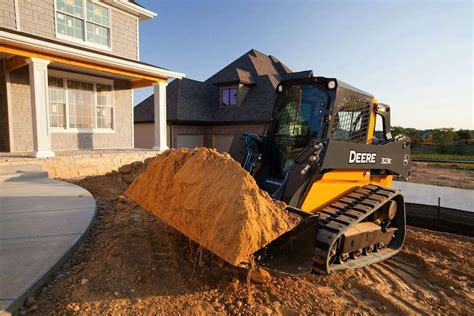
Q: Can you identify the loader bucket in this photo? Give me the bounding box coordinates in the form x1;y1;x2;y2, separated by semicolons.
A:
253;207;319;275
125;148;299;266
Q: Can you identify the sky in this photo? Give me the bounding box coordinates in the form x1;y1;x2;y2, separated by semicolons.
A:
134;0;473;130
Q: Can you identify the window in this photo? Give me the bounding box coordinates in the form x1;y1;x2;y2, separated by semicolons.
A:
56;0;111;48
331;98;371;143
221;88;237;106
96;84;113;129
271;84;329;176
67;79;94;128
48;78;66;128
48;74;114;131
274;84;328;141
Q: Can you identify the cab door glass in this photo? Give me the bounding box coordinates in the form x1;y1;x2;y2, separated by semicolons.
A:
272;84;329;175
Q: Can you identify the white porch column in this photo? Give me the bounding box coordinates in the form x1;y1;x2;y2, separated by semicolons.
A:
152;81;168;151
26;57;54;158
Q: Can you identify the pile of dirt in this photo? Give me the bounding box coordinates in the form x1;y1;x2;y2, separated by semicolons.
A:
125;148;296;265
23;161;474;315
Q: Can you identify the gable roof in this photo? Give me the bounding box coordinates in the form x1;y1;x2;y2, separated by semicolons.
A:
134;49;312;124
205;49;291;86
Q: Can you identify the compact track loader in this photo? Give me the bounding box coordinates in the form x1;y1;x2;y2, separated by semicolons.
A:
229;76;411;275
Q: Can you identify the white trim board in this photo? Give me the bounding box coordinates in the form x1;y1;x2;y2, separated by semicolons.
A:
104;0;157;21
0;30;185;80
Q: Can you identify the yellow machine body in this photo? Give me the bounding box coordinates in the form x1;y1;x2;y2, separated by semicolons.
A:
300;97;393;213
231;78;411;274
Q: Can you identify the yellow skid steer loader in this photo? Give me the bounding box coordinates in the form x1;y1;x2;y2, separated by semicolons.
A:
229;76;411;275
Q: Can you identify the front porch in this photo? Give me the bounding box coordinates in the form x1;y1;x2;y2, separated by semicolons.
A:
0;28;183;158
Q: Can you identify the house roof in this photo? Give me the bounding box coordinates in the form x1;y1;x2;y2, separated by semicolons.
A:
134;49;312;124
205;49;293;86
129;0;145;8
106;1;156;20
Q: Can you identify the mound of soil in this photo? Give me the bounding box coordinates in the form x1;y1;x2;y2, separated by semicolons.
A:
23;162;473;315
125;148;296;265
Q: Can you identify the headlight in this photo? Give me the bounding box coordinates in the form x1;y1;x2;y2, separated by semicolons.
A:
327;80;336;89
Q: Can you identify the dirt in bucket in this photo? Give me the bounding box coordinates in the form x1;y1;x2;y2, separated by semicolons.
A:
125;147;297;265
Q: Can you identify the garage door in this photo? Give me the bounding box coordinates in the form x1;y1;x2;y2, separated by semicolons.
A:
176;134;203;148
212;134;235;153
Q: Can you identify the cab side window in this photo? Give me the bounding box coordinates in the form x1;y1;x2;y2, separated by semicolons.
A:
331;98;371;143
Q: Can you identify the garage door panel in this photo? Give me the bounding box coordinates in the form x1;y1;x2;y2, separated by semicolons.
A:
213;135;234;153
176;135;203;148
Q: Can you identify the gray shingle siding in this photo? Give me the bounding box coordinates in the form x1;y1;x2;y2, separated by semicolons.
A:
8;0;139;60
9;66;34;152
111;9;138;60
19;0;56;39
0;0;16;29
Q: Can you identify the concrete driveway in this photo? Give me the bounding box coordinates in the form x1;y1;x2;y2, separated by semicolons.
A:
0;172;96;314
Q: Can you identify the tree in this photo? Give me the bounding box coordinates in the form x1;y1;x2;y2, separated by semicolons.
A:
432;128;457;153
457;129;472;141
390;126;422;148
423;130;434;142
432;128;457;145
390;126;406;137
404;128;422;148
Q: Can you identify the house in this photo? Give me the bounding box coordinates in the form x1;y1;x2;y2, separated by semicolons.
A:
0;0;183;157
133;49;312;152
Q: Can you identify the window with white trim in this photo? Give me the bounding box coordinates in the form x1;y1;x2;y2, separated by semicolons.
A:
56;0;111;48
48;77;67;128
48;76;114;130
96;84;113;129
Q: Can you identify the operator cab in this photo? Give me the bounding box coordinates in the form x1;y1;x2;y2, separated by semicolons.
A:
254;82;332;194
246;77;375;197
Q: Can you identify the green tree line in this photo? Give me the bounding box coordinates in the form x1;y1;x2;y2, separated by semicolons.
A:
390;127;473;155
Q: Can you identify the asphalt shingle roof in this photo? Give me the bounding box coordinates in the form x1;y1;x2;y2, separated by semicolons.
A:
134;49;313;124
129;1;145;9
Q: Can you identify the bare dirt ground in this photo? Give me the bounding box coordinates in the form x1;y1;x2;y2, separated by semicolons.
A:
405;162;474;190
20;164;473;315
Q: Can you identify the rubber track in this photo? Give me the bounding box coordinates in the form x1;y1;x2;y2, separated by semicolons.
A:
312;184;400;274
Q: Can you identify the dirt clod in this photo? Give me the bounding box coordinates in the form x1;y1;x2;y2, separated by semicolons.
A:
24;296;35;307
28;304;39;312
249;268;272;284
118;164;133;174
